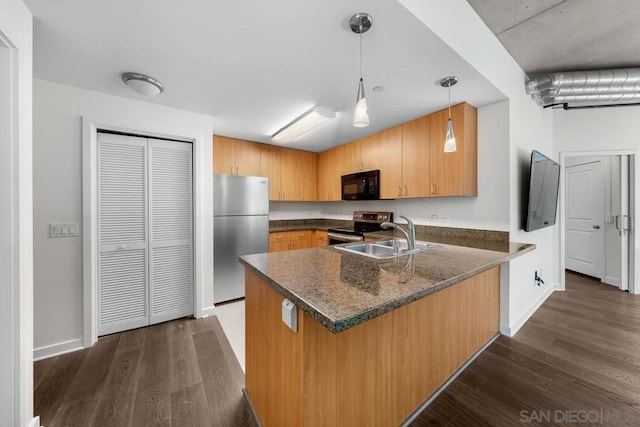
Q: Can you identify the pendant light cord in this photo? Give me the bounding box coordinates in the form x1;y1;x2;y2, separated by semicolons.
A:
359;24;363;79
448;85;451;119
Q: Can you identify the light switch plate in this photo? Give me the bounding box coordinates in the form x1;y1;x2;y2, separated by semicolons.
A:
282;298;297;332
50;222;79;238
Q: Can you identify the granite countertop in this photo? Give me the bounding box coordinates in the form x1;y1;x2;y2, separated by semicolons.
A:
239;240;535;334
269;219;352;232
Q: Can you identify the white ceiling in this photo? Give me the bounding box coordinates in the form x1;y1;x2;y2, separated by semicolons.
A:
467;0;640;74
24;0;506;152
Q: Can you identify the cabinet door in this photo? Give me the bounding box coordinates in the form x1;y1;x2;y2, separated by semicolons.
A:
313;230;328;247
281;148;301;201
379;126;403;199
317;147;341;201
213;135;237;175
358;133;380;172
401;116;430;198
269;240;291;252
260;144;283;200
300;151;318;201
235;139;261;177
338;141;359;175
429;103;477;196
292;239;312;250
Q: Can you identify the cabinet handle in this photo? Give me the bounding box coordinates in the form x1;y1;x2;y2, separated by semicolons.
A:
398;186;402;197
230;165;234;174
235;166;239;175
276;235;284;240
431;183;436;195
403;185;408;196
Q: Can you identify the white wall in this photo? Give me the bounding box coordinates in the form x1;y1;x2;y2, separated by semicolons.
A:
0;0;33;425
554;107;640;294
33;79;215;355
271;100;511;232
399;0;556;335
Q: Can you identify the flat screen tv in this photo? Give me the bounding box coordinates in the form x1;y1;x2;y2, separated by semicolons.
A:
525;150;560;232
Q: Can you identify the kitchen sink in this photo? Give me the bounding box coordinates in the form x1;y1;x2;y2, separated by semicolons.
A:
335;239;441;259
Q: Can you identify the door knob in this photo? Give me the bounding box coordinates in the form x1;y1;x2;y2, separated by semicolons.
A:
593;225;601;229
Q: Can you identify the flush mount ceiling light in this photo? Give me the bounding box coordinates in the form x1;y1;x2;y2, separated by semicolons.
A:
271;107;336;144
121;72;165;96
350;13;372;128
526;68;640;109
440;76;458;153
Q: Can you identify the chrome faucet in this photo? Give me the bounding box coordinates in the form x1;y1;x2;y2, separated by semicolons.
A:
381;215;416;251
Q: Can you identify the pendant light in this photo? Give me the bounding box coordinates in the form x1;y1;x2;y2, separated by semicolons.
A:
350;13;372;128
440;76;458;152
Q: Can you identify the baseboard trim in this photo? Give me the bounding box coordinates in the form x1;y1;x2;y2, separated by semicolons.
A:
199;305;216;318
28;416;41;427
33;338;84;361
500;285;555;337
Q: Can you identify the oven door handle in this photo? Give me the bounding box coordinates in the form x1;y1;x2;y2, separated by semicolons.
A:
327;232;364;242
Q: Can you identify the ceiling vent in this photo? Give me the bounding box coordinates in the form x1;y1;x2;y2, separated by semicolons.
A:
526;68;640;109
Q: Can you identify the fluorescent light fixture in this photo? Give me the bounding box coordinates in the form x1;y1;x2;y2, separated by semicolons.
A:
271;107;336;144
122;72;164;96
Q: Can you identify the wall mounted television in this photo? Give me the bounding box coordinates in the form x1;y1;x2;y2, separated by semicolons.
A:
525;150;561;232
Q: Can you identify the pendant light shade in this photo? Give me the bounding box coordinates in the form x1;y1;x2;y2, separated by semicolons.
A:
440;76;458;153
353;78;369;127
444;118;456;152
350;13;372;128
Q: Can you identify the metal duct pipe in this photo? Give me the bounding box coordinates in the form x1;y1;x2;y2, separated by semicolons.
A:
526;68;640;108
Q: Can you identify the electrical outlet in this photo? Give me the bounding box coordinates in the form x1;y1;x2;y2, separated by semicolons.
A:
534;269;545;286
282;298;297;332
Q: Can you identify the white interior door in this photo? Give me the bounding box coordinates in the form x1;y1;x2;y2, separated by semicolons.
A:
565;160;605;279
98;133;149;335
149;139;193;324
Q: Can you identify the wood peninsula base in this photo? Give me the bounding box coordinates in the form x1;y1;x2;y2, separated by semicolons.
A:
244;266;500;427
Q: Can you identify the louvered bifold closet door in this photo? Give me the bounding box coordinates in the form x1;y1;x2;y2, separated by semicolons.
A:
97;133;149;335
148;139;193;324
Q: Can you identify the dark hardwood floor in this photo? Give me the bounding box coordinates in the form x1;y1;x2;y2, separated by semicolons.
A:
36;271;640;426
34;316;258;427
411;271;640;426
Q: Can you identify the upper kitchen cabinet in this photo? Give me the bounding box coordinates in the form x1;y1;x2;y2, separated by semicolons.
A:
317;146;341;201
429;102;477;197
281;148;317;201
339;134;380;175
401;116;430;198
378;126;403;199
213;135;261;176
262;145;317;201
260;144;283;200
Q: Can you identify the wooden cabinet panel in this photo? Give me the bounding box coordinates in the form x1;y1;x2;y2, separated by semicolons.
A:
401;116;430;198
269;240;291;252
429;102;477;197
313;230;328;247
213;136;261;176
317;147;341;201
358;133;380;172
300;151;318;202
260;145;283;201
291;239;312;250
269;230;314;251
338;142;359;176
379;126;403;199
235;139;261;177
280;148;298;201
212;135;237;175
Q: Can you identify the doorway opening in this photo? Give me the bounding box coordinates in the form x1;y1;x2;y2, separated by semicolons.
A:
560;151;637;294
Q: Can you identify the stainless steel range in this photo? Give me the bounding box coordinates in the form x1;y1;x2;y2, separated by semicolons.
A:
327;211;393;244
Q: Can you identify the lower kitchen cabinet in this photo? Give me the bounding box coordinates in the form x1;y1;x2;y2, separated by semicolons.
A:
269;230;313;252
313;230;328;247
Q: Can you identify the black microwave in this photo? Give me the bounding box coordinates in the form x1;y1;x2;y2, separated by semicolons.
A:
341;170;380;200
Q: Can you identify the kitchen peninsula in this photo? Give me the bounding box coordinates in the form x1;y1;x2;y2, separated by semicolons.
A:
239;240;534;426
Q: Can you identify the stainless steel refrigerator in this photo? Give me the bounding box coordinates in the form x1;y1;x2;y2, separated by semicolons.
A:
213;174;269;303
